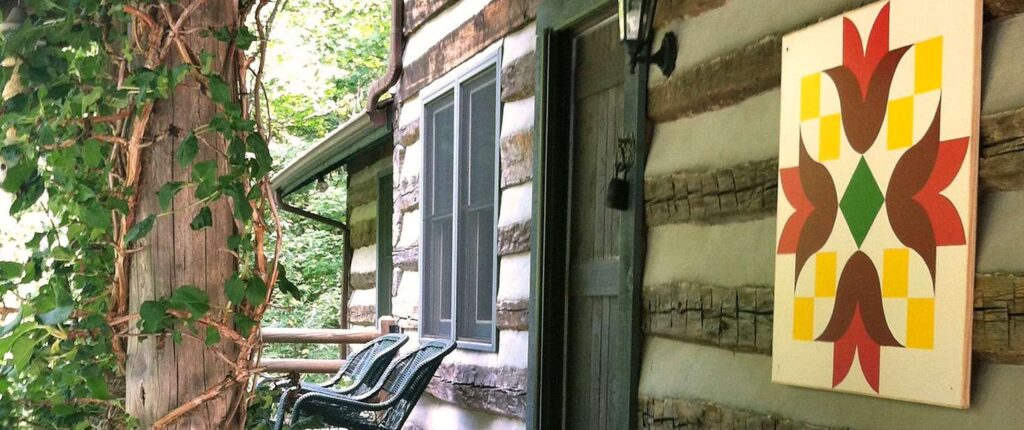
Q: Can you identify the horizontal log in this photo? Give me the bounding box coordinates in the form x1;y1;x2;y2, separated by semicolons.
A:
258;358;345;374
643;273;1024;363
645;158;778;227
497;298;529;331
498;221;531;256
394;245;419;272
397;120;420;147
500;129;533;188
404;0;458;36
260;328;380;344
648;35;781;123
645;107;1024;224
349;305;377;326
348;179;377;209
640;396;838;430
399;0;538;101
351;271;376;291
350;218;377;249
501;51;536;103
650;7;1024;124
426;363;527;419
396;175;419;213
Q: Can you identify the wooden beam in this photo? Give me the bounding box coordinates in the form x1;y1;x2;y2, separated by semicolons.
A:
258;358;345;374
260;328;379;344
644;273;1024;364
398;0;538;101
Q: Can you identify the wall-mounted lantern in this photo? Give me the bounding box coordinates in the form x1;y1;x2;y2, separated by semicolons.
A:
619;0;678;76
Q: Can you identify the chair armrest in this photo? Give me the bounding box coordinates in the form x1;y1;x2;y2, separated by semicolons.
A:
293;390;389;412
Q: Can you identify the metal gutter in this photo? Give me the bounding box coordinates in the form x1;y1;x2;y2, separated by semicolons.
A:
366;0;405;124
271;107;393;198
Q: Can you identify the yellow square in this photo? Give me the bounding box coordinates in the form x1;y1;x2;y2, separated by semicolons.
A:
883;248;909;298
793;297;815;341
915;37;943;93
907;298;935;349
814;252;837;297
801;74;821;121
819;115;841;161
887;97;914;150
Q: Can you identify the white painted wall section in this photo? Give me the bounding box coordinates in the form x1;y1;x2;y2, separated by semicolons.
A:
350;245;377;275
497;252;530;301
644;218;776;287
502;22;537;64
497;182;532;227
500;97;534;138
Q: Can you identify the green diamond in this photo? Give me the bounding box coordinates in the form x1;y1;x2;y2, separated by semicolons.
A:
840;158;884;248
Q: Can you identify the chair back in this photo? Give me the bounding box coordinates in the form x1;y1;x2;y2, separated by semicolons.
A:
375;339;456;430
326;333;408;395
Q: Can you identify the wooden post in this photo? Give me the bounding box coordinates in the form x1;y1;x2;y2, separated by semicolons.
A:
125;1;239;428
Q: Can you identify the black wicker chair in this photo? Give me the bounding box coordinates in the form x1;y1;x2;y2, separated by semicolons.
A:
278;339;456;430
270;333;408;429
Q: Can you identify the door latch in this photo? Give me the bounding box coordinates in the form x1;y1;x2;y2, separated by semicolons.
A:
606;134;635;211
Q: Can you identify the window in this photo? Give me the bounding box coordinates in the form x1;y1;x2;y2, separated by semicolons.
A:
421;54;500;350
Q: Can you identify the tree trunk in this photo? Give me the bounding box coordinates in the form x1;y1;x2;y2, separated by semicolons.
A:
126;1;239;428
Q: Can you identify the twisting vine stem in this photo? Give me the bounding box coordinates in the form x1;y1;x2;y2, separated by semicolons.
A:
0;1;292;428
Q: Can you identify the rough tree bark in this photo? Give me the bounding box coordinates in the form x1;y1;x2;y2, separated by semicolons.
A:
126;1;240;428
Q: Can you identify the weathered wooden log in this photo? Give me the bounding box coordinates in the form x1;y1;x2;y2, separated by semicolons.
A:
500;129;533;188
639;396;840;430
426;363;528;419
643;273;1024;363
644;107;1024;224
497;298;529;331
258;358;345;374
501;51;536;103
498;221;531;256
260;328;380;345
399;0;539;100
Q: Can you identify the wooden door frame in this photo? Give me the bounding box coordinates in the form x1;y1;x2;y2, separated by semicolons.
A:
527;1;649;428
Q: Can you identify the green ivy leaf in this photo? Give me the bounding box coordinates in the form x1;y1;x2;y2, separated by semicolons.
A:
204;326;221;346
0;261;23;280
172;330;183;344
246;276;267;305
158;181;186;212
82;139;103;167
190;206;213;230
1;157;35;193
224;273;245;305
176;134;199;167
208;75;231;105
226;234;242;251
36;305;73;326
80;204;112;230
139;301;168;333
233;313;257;337
275;263;301;301
169;285;210;319
236;26;257;50
125;214;157;244
247;133;272;178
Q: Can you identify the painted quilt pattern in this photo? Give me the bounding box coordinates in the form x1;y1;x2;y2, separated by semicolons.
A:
772;0;979;408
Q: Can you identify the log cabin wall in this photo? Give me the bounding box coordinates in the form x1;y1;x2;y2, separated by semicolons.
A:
345;146;393;330
390;0;538;428
639;0;1024;428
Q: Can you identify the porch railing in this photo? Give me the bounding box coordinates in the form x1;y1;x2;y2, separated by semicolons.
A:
257;316;397;373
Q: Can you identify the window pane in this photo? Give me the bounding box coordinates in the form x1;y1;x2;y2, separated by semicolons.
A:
455;68;497;343
422;93;455;338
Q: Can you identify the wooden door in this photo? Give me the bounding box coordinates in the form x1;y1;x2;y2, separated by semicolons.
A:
565;16;626;430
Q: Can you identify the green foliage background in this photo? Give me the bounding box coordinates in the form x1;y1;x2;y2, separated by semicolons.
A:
261;0;389;365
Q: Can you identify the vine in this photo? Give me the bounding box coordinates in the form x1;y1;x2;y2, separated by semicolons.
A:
0;1;293;428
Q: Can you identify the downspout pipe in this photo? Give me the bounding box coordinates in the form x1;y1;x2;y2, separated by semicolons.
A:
275;191;354;356
366;0;405;125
